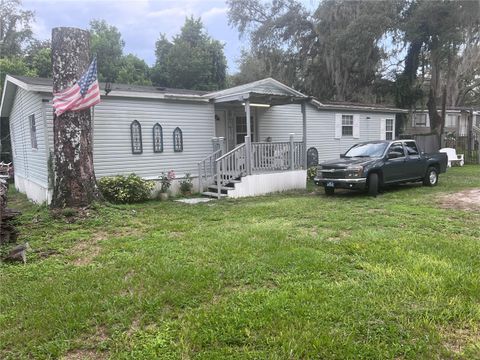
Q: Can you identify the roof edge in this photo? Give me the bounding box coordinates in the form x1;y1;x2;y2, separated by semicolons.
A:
310;99;407;113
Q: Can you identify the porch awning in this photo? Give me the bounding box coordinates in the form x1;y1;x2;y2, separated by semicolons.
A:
204;78;310;106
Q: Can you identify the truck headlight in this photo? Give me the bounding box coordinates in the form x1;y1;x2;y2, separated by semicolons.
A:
316;165;323;178
346;166;363;178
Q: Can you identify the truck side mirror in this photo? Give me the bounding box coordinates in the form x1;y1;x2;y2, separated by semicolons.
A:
340;153;346;158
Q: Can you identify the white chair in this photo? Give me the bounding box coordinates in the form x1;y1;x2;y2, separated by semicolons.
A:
439;148;464;167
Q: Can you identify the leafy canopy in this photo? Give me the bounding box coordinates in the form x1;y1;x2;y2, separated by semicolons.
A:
152;17;227;91
90;19;125;82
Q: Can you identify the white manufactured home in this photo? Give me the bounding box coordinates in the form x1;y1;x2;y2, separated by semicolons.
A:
0;75;405;203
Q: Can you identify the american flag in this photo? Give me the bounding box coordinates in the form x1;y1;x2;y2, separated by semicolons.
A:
52;58;101;116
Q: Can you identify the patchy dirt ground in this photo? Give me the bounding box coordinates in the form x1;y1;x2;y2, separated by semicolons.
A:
438;189;480;210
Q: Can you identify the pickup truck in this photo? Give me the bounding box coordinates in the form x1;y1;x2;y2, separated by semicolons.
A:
314;140;448;196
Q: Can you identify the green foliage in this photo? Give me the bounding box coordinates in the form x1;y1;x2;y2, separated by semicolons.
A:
116;54;152;86
179;173;193;195
151;17;227;90
90;19;125;82
98;174;154;204
160;170;176;193
0;56;36;92
2;167;480;358
228;0;401;102
0;0;34;58
25;40;52;78
307;166;317;180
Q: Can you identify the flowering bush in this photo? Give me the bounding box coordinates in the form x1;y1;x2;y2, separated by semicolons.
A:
160;170;176;193
98;173;154;204
307;166;318;180
179;173;193;195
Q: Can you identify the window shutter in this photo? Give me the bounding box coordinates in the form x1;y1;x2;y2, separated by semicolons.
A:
334;114;342;139
426;114;430;128
392;118;396;139
353;114;360;138
380;118;386;140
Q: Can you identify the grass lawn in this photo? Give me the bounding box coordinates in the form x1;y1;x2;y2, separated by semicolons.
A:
1;166;480;359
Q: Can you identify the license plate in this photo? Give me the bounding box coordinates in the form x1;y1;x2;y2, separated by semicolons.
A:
326;181;335;188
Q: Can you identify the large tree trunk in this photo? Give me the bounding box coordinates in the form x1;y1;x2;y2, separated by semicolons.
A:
51;27;101;208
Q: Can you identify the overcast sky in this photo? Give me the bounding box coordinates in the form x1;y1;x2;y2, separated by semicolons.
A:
23;0;318;74
20;0;242;74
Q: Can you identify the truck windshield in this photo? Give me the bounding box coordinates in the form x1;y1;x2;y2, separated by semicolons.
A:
344;143;388;158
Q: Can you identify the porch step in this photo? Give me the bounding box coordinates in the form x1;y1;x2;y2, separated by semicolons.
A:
202;191;227;199
208;184;234;192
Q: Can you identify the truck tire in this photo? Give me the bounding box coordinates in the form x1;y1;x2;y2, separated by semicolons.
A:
324;187;334;196
423;166;438;186
368;173;379;197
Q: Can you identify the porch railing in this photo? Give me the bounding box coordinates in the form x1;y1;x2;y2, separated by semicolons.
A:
198;149;222;192
251;140;304;172
215;143;247;197
198;134;306;196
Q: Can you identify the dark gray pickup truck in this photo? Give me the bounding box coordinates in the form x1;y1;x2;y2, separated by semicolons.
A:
314;140;448;196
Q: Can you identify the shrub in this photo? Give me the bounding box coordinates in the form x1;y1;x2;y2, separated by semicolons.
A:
98;174;154;204
307;166;318;180
179;173;193;195
160;170;176;193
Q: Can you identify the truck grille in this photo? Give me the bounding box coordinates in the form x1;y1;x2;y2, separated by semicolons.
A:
320;169;347;179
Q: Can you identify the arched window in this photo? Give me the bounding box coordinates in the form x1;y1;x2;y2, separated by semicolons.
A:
152;123;163;153
307;147;319;168
130;120;143;154
173;127;183;152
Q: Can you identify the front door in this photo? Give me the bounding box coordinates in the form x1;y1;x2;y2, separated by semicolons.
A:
215;110;227;139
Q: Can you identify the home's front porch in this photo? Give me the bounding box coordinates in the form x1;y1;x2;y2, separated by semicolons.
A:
197;78;310;198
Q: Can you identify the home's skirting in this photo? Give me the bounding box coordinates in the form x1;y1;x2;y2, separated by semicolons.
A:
228;170;307;198
14;174;51;204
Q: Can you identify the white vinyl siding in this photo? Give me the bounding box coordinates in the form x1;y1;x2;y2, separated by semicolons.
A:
39;97;216;179
91;97;215;178
256;105;303;142
9;88;48;187
256;104;396;162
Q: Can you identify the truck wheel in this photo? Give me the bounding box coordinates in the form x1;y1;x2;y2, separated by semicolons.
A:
423;166;438;186
368;173;379;197
324;187;334;196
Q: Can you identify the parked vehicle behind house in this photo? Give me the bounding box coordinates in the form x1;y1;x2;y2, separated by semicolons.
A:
314;140;448;196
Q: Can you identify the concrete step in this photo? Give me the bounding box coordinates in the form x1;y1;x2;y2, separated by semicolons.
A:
202;191;227;199
208;184;234;192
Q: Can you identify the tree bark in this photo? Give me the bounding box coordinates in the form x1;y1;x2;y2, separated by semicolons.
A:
51;27;101;208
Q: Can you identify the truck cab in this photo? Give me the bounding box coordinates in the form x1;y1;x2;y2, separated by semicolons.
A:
314;140;448;196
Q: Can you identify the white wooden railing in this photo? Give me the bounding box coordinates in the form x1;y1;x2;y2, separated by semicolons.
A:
198;134;306;197
215;143;247;197
198;149;222;192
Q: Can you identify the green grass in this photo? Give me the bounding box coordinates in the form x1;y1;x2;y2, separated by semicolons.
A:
1;166;480;359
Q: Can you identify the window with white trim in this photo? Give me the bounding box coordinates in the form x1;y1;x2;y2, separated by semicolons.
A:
413;113;427;127
342;115;353;137
29;114;38;149
445;114;458;128
385;119;394;140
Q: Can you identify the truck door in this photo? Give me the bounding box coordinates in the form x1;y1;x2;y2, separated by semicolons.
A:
404;141;426;179
383;142;409;183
